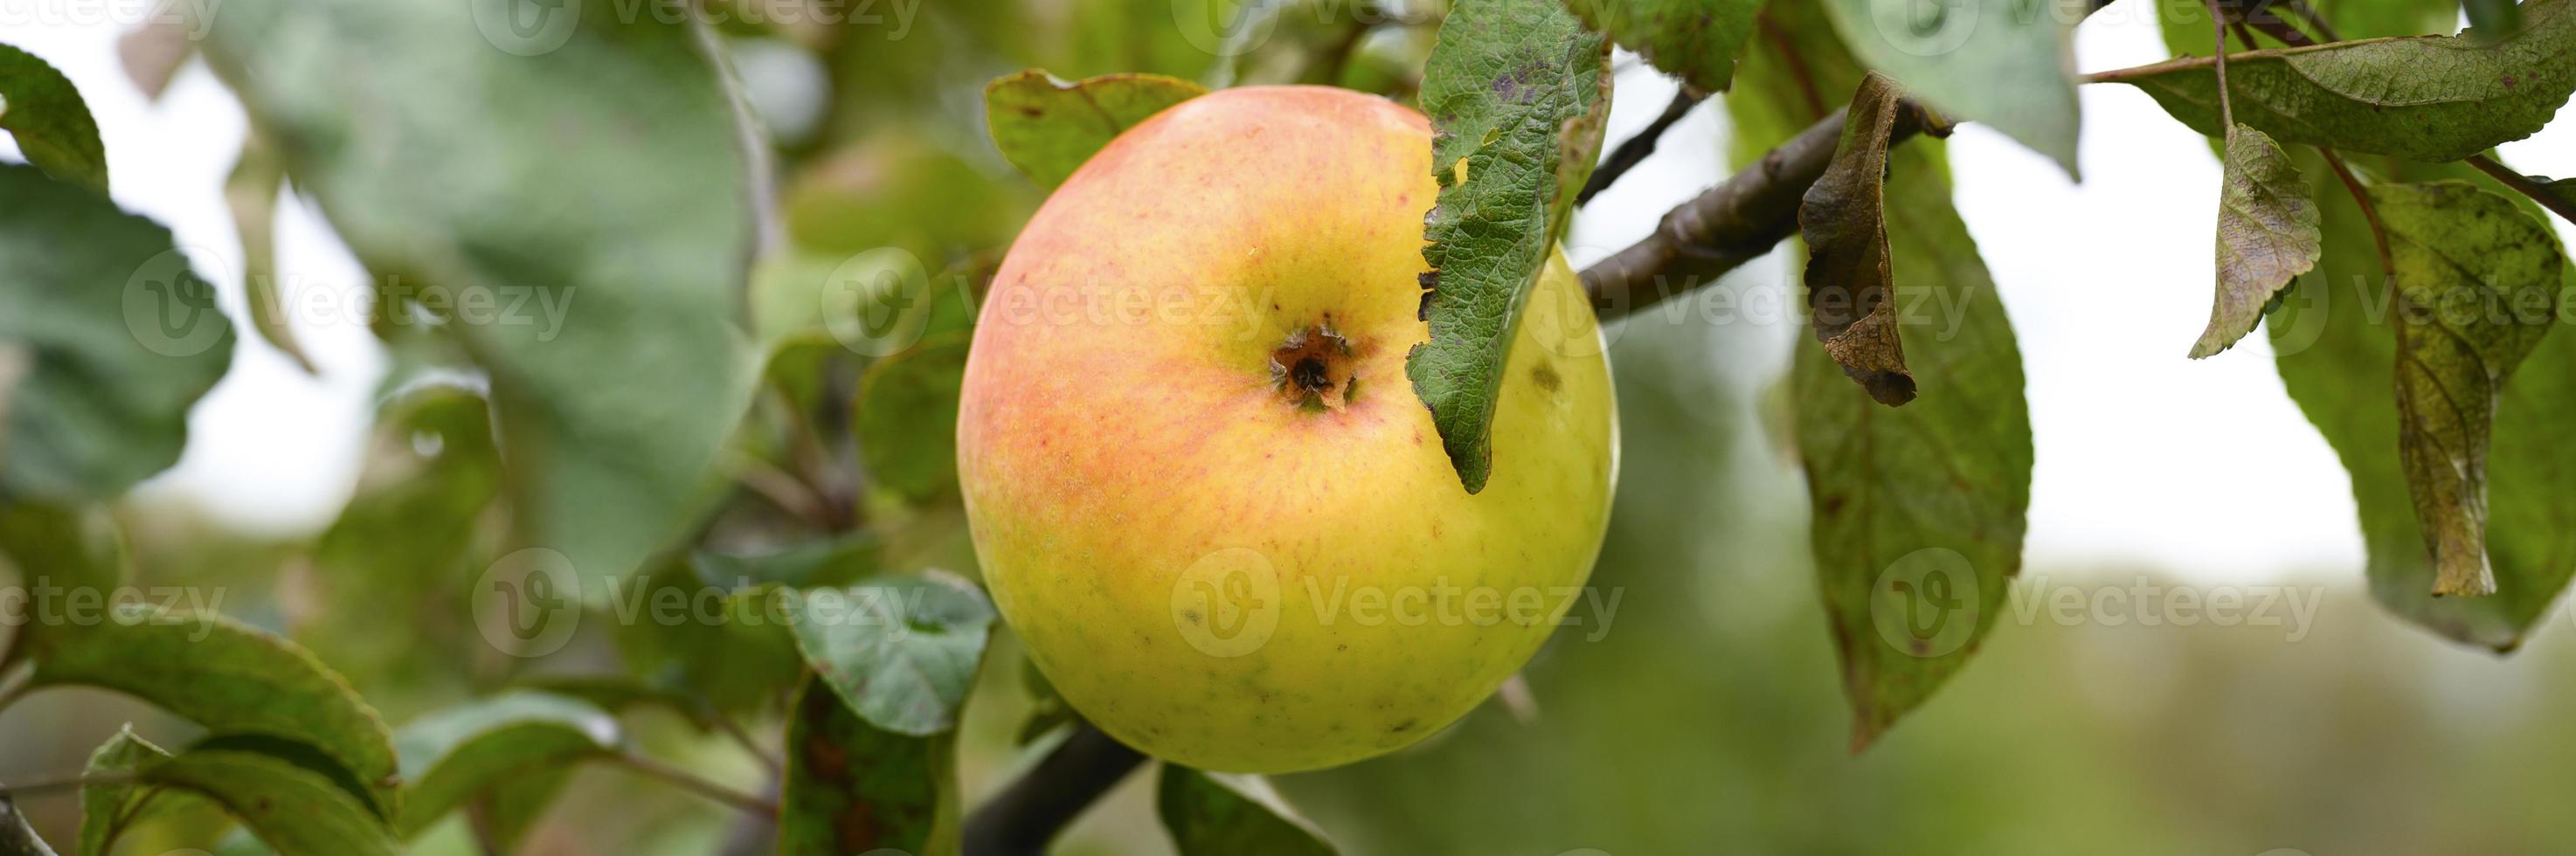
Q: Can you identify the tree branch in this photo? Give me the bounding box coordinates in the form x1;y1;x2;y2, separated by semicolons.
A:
1577;87;1707;206
961;722;1147;856
2467;154;2576;224
1577;101;1942;322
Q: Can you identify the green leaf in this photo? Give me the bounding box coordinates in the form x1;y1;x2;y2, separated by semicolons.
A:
788;572;996;736
2108;0;2576;163
223;130;315;373
2465;0;2524;39
137;749;398;856
2191;125;2321;358
0;501;125;611
391;692;620;837
199;0;759;590
1730;1;2032;749
1796;72;1920;405
0;163;233;501
609;562;806;717
985;70;1207;190
1409;0;1611;494
1820;0;2082;178
80;726;172;856
0;794;55;856
0;43;107;193
1158;766;1338;856
856;333;972;504
2268;154;2576;648
22;603;400;816
2372;181;2565;596
777;678;959;856
1559;0;1759;92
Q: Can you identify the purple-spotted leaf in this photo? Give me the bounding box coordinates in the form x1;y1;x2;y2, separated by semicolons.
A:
2191;125;2320;358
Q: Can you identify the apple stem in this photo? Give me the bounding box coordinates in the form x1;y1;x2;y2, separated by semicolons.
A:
960;721;1148;855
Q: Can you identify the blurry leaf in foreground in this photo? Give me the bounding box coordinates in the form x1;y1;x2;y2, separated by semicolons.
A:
789;571;996;735
777;678;959;856
80;726;172;856
856;333;972;504
2269;154;2576;648
223;130;315;372
1796;71;1919;406
137;748;398;856
2191;125;2320;358
1409;0;1610;494
391;692;621;836
0;163;232;501
985;70;1207;189
200;0;759;590
22;603;400;816
1821;0;2081;178
2372;181;2563;597
1159;766;1338;856
0;43;108;192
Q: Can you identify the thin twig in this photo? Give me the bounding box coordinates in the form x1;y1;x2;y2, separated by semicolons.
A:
960;722;1147;856
1577;88;1707;206
2209;0;2236;132
2279;0;2340;42
2316;148;2393;277
0;660;32;713
2467;154;2576;224
608;752;779;818
0;770;135;799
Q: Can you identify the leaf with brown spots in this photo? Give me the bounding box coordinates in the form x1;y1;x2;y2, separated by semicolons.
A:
2190;124;2320;358
985;69;1206;189
1796;72;1917;406
778;679;960;856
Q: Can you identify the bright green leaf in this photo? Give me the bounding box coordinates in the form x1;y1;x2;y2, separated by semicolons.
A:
199;0;760;591
1732;2;2032;749
80;726;172;856
22;603;400;816
2192;125;2321;358
2372;181;2564;596
985;70;1207;190
1158;766;1338;856
1409;0;1611;494
776;678;959;856
1821;0;2083;178
138;749;398;856
856;333;971;504
0;163;233;501
2108;0;2576;163
2269;153;2576;648
788;572;996;736
1559;0;1759;92
391;692;620;837
0;43;108;193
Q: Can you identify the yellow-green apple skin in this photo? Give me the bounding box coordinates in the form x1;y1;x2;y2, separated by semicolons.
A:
957;86;1617;773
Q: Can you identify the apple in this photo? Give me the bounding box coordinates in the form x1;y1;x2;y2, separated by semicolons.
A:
956;86;1617;773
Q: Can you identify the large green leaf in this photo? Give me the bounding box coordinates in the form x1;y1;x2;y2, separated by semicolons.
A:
391;692;620;836
2192;125;2321;358
198;0;759;590
0;43;107;193
2376;181;2564;597
2109;0;2576;162
1559;0;1759;92
855;333;971;504
1158;767;1338;856
138;749;398;856
22;604;400;815
1796;71;1919;405
0;163;232;501
776;678;959;856
1408;0;1610;494
788;572;996;736
985;70;1207;190
2269;154;2576;648
1820;0;2082;178
80;726;172;856
1732;2;2032;749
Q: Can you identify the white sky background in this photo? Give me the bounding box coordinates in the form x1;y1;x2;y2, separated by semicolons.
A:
3;3;2572;584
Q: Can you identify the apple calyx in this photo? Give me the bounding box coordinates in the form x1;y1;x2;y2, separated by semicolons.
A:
1271;321;1359;412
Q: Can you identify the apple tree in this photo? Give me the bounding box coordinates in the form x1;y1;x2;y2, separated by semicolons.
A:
0;0;2573;853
